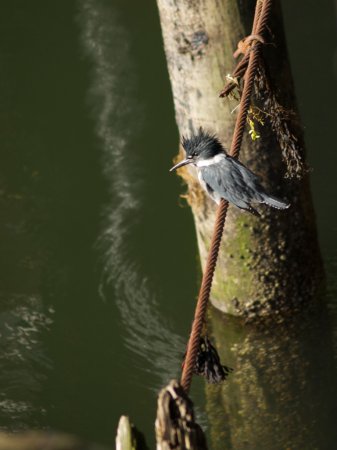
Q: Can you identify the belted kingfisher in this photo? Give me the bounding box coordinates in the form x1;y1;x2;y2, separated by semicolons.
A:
170;129;289;216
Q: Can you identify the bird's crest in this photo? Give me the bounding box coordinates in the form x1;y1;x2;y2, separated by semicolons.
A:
181;128;225;159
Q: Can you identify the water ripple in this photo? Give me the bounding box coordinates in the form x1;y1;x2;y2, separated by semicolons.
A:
78;0;185;389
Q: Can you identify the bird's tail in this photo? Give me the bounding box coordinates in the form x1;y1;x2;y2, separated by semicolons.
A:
262;194;290;210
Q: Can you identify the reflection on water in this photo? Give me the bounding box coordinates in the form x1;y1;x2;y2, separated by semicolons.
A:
78;0;185;388
207;273;337;450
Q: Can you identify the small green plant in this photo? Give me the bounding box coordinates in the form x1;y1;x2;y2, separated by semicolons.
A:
248;118;260;140
247;106;265;141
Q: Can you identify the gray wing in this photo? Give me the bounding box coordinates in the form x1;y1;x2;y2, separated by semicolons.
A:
200;155;265;207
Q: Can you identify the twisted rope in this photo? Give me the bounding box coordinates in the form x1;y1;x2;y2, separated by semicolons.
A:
180;0;273;393
220;0;267;98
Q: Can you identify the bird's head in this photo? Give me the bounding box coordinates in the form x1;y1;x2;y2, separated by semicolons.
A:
170;128;225;172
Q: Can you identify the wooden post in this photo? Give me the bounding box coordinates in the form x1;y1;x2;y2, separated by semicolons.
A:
116;416;137;450
156;0;323;316
155;380;208;450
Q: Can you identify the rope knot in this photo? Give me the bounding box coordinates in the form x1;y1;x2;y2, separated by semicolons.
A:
233;34;265;58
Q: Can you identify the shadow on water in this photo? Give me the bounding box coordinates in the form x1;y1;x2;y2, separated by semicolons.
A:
207;278;337;450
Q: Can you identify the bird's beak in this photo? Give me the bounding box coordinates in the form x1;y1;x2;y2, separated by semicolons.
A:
169;158;193;172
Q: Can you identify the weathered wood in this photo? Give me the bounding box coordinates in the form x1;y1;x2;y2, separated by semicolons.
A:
156;0;323;316
116;416;137;450
155;380;207;450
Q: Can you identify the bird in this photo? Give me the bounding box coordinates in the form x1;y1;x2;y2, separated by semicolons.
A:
169;128;290;216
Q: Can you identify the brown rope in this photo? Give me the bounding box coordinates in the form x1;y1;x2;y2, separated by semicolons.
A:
180;0;273;393
219;0;264;98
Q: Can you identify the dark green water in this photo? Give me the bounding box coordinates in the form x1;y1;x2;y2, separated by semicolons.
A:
0;0;336;449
